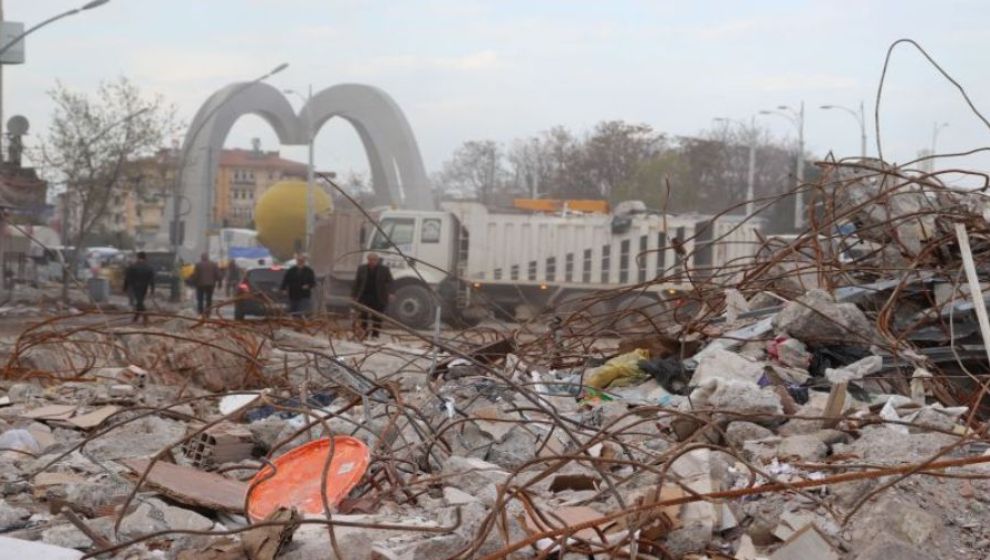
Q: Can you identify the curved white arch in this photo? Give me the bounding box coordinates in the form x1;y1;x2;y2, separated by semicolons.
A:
167;82;432;261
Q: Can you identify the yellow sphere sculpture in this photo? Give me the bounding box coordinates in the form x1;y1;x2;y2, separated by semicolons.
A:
254;180;332;260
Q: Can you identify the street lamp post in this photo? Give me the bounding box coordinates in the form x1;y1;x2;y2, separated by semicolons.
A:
931;121;949;156
169;62;289;264
759;101;805;230
713;116;758;218
284;85;315;253
820;101;866;158
0;0;111;160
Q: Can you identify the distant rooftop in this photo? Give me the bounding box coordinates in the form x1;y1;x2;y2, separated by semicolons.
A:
219;148;307;176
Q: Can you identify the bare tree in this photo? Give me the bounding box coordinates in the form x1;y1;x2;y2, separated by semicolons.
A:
504;122;662;200
435;140;512;204
578;120;664;198
40;78;177;266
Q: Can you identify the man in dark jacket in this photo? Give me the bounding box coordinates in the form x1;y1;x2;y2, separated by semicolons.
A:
224;259;240;296
280;254;317;317
190;252;221;315
351;252;393;339
123;251;155;325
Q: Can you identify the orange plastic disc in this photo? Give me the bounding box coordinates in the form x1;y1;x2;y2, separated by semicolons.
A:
247;436;370;521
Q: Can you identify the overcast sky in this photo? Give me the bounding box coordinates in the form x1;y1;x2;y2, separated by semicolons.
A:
5;0;990;182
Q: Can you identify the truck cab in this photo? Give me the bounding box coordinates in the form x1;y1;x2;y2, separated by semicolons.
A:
362;209;470;329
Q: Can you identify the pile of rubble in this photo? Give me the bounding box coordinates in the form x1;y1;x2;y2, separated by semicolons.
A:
0;159;989;559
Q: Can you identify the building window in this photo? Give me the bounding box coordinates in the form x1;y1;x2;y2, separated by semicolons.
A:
510;264;519;280
494;268;502;280
546;257;556;282
565;253;574;282
619;239;630;283
639;235;648;283
656;232;667;278
528;260;537;281
582;249;592;283
601;245;611;284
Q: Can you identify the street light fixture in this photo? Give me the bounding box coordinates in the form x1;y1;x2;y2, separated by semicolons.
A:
169;62;289;264
283;85;316;253
820;102;866;158
0;0;112;161
0;0;111;57
759;101;805;229
931;121;949;156
713;116;758;218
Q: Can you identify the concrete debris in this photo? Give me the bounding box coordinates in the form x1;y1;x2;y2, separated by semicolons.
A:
5;165;990;560
119;496;215;537
773;289;875;345
769;523;839;560
692;347;765;386
0;535;83;559
121;457;249;512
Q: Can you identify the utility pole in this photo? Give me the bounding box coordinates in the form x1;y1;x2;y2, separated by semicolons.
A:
0;1;111;160
858;100;866;158
760;101;805;229
745;115;756;218
305;84;314;253
795;101;805;230
821;101;867;158
285;85;315;253
713;116;758;218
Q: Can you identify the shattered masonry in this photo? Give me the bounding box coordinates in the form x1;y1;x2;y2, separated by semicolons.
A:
2;157;990;559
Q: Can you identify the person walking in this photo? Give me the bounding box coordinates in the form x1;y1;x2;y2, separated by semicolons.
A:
280;254;317;317
224;259;240;297
123;251;155;325
351;252;393;339
190;252;221;315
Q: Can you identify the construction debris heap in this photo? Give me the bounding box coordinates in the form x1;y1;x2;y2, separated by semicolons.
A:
1;157;990;559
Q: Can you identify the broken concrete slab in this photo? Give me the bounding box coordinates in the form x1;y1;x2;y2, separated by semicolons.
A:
777;435;828;462
773;289;874;345
708;381;784;425
121;458;248;512
852;539;929;560
0;498;30;531
20;404;76;421
120;497;214;538
691;348;765;386
725;421;775;448
825;355;882;384
0;536;83;559
769;523;839;560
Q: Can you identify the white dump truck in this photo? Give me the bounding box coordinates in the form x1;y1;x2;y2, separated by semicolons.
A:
315;200;763;329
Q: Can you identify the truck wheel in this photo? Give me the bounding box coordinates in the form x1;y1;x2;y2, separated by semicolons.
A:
390;284;436;330
612;293;665;332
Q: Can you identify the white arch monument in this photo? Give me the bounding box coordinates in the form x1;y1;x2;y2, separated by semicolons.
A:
167;82;433;261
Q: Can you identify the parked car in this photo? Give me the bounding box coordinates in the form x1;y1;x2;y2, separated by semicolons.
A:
234;266;287;320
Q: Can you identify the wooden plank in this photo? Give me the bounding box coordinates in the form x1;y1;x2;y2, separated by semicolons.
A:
21;404;76;420
822;382;847;429
120;458;248;513
64;406;120;430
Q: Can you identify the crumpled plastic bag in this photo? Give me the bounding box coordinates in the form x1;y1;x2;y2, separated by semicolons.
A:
585;348;650;389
